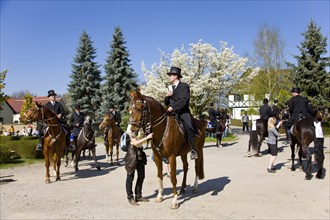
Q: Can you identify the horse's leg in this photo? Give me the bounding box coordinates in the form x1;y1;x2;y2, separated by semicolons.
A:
168;156;179;209
91;148;101;170
257;135;263;157
218;133;223;148
64;147;68;167
298;145;303;171
154;155;164;203
302;146;313;180
75;149;81;171
179;154;188;195
110;142;114;164
290;142;296;171
55;153;61;181
105;144;110;162
247;138;252;157
44;150;51;184
116;141;119;162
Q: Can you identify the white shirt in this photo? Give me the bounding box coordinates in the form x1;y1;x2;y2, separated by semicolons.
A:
314;121;324;138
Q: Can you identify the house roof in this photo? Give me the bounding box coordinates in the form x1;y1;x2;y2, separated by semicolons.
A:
6;97;62;114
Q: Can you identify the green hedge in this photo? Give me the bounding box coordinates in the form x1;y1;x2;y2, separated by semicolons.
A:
0;136;43;164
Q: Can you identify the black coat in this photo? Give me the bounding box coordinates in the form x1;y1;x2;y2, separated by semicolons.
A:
259;104;274;122
208;107;220;126
286;95;314;127
110;110;122;125
70;111;84;137
45;101;65;119
164;81;196;132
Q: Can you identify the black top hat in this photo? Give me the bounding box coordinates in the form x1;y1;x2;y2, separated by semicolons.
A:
210;102;214;106
47;90;57;97
274;99;278;103
109;104;115;109
167;67;183;78
290;87;301;93
75;104;81;109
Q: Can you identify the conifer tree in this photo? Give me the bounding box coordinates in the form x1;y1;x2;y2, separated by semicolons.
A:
287;20;330;107
68;31;102;120
99;26;137;117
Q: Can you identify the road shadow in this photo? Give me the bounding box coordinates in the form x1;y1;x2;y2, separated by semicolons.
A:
0;174;16;185
146;176;231;205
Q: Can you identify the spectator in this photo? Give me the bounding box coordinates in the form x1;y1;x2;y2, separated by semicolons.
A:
8;126;15;136
241;111;249;132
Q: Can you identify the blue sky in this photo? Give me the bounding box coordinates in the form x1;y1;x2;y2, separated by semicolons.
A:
1;0;329;97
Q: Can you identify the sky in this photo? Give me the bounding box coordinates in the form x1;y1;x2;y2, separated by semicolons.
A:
1;0;329;97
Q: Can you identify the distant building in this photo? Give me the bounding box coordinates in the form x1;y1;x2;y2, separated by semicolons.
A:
0;97;63;123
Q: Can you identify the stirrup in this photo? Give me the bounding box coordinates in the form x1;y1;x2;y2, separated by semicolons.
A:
190;150;198;160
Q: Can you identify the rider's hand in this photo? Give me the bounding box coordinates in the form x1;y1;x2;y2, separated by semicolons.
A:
57;114;62;119
167;106;173;112
166;91;173;97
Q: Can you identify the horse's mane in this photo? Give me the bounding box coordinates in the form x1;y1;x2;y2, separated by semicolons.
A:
143;95;166;113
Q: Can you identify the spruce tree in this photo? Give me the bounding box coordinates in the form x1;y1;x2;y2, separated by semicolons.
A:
68;31;102;120
99;26;137;117
287;20;330;107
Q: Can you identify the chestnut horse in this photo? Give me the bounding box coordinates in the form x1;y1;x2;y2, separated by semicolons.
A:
20;102;67;184
128;90;207;209
99;112;122;163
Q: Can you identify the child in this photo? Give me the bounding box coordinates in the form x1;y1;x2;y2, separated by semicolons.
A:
314;113;325;179
267;117;283;173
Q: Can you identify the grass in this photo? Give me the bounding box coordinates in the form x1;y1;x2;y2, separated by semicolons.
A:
0;158;43;169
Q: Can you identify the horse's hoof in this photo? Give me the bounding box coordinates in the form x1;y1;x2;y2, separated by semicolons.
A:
299;166;303;171
179;189;186;195
305;174;313;180
155;197;163;203
45;179;51;184
218;144;223;148
192;188;198;193
75;168;79;171
171;203;179;209
96;166;101;171
291;167;296;171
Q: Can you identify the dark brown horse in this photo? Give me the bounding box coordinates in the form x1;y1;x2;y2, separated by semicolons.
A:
290;109;325;180
20;102;67;184
205;110;228;148
247;119;268;156
73;115;100;171
128;90;207;209
99;112;122;163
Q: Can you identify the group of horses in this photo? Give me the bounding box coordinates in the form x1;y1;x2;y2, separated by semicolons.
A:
247;109;327;180
20;90;327;209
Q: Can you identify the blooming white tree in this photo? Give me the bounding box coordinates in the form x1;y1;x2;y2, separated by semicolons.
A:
141;40;258;117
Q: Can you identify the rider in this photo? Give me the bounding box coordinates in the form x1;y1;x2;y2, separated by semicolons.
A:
208;102;220;133
259;98;274;122
284;87;314;143
69;104;84;150
164;66;199;160
104;104;122;145
36;90;69;151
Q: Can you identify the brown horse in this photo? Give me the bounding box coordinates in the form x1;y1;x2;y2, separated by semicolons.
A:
247;119;268;157
205;110;228;148
128;90;207;209
99;112;122;163
20;102;67;184
73;115;100;171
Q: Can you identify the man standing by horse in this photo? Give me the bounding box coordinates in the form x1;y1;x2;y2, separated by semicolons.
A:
284;87;314;143
103;104;122;145
36;90;71;151
164;66;199;160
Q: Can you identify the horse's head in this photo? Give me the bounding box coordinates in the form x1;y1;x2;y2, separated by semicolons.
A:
99;112;116;130
20;102;44;124
128;90;148;131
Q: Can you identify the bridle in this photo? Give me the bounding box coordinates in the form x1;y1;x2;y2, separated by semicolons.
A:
128;98;167;134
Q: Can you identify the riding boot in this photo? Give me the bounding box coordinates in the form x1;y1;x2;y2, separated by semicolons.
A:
36;138;43;151
188;138;198;160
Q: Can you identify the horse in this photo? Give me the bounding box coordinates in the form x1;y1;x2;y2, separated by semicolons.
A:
20;102;67;184
99;112;122;163
128;89;207;209
73;115;100;171
247;119;268;157
290;109;325;180
205;110;228;148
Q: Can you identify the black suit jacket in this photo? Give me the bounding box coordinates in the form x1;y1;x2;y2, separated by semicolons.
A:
208;107;220;126
45;101;65;119
259;104;274;121
164;81;196;132
70;111;84;136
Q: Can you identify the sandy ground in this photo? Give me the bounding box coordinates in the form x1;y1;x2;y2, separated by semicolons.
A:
1;126;329;220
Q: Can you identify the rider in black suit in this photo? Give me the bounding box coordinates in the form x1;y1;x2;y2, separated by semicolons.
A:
259;98;274;122
208;102;220;133
36;90;68;150
164;67;198;160
285;87;314;142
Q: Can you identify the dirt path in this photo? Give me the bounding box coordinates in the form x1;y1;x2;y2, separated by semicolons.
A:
1;127;329;219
